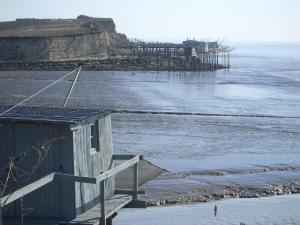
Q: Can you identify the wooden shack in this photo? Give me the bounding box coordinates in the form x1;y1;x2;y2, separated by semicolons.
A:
0;106;149;225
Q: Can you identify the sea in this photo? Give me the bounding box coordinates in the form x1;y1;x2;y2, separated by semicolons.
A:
0;42;300;224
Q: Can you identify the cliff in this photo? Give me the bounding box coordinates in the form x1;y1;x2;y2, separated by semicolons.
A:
0;15;130;61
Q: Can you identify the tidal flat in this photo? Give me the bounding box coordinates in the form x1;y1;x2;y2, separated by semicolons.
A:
1;42;300;223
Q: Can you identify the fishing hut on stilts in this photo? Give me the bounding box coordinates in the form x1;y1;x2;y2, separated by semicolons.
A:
0;67;163;225
129;39;232;71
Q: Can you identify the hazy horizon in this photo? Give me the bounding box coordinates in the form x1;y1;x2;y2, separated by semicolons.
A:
1;0;300;43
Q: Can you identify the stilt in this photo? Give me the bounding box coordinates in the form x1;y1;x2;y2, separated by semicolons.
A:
129;39;230;71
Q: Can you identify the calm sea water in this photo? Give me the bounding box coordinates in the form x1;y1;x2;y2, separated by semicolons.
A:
115;194;300;225
0;42;300;224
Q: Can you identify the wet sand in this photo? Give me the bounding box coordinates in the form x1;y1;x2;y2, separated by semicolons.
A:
112;112;300;205
141;170;300;206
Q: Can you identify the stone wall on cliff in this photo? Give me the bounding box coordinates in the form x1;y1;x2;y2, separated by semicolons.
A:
0;16;129;61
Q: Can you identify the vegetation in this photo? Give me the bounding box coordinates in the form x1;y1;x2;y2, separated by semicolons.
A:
0;137;61;225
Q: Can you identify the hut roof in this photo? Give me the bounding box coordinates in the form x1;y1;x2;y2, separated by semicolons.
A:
0;106;110;125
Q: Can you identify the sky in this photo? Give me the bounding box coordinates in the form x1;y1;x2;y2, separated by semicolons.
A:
1;0;300;42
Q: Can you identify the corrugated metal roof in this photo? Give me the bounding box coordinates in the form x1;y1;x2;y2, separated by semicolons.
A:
0;106;110;125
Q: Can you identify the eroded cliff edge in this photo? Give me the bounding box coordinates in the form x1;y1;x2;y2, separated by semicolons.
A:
0;15;130;62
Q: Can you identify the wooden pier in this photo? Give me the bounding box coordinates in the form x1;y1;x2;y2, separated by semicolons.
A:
128;39;231;71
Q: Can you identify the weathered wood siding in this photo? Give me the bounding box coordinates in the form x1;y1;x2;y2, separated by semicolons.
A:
73;115;114;215
0;122;14;172
0;122;75;219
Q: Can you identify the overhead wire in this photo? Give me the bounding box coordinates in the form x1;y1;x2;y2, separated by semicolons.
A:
0;67;81;116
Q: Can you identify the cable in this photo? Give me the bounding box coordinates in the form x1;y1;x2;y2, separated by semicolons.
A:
0;67;81;116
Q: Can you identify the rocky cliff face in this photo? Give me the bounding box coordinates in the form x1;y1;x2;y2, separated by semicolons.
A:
0;16;129;61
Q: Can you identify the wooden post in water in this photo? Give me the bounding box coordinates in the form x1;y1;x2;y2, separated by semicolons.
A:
227;52;229;68
100;180;106;225
213;52;215;69
133;163;138;200
222;52;224;68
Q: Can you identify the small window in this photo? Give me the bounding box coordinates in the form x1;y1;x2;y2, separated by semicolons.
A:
90;122;99;154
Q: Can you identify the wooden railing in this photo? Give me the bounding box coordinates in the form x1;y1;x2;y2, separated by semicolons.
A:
0;154;142;225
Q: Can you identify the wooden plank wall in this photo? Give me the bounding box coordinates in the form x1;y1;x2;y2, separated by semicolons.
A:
0;121;14;217
73;115;114;216
0;122;75;219
0;121;14;172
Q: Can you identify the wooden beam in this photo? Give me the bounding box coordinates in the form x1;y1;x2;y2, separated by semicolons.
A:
107;216;112;225
107;213;117;225
133;163;138;200
100;180;106;225
68;195;132;224
1;154;142;207
115;189;145;195
55;173;96;184
112;154;134;160
1;173;96;207
113;154;143;161
96;155;140;183
0;173;55;206
126;200;147;208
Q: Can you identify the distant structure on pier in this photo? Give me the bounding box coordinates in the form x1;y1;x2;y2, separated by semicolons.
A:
129;38;232;70
0;15;232;71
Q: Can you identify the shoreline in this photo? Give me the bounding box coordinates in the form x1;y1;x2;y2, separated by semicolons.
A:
142;168;300;207
115;194;300;225
144;181;300;207
0;59;228;71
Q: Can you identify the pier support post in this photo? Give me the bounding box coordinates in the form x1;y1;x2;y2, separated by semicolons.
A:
100;180;106;225
133;163;138;200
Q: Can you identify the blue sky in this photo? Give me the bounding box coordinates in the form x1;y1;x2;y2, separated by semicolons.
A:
1;0;300;42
